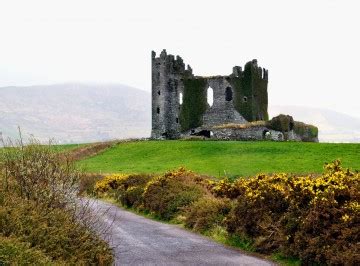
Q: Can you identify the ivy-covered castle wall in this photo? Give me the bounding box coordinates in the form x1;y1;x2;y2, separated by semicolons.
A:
151;49;269;139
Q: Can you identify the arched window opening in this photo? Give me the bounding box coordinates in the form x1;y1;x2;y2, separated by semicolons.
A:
179;92;183;105
243;96;248;103
176;117;179;123
156;107;160;114
207;87;214;107
157;90;161;95
225;87;233;101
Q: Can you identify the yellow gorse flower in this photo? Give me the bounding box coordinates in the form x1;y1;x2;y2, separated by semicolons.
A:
94;174;129;193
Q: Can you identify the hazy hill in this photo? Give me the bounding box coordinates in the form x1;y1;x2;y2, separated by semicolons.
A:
0;83;151;143
1;83;359;143
269;105;360;143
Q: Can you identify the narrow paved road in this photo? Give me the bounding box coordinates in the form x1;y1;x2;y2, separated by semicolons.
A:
87;199;274;266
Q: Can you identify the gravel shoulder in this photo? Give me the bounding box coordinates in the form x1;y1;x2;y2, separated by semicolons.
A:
87;199;275;266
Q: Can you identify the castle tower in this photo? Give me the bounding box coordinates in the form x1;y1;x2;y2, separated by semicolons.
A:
151;49;193;139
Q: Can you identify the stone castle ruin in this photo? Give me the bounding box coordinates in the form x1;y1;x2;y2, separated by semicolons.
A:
151;49;318;142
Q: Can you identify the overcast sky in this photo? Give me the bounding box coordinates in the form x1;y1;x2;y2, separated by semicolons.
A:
0;0;359;118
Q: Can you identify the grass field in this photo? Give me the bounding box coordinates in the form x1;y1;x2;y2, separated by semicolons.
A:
78;140;360;177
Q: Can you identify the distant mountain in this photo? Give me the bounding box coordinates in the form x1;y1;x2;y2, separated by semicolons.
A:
269;105;360;143
0;83;151;143
1;84;359;143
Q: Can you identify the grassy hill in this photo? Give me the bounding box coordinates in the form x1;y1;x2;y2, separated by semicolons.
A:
78;140;360;177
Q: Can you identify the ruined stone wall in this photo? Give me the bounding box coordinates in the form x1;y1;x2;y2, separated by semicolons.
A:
151;49;269;140
209;127;317;142
202;77;247;127
212;127;284;141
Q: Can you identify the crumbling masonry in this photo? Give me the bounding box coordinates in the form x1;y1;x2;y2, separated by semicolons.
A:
151;49;318;142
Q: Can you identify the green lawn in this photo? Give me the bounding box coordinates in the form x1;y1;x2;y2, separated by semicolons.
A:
78;140;360;177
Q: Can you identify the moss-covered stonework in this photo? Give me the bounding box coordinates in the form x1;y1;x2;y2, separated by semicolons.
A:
179;78;207;132
230;76;253;122
293;121;319;142
230;61;268;122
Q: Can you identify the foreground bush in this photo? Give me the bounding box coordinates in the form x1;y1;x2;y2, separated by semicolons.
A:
0;192;113;264
0;236;52;265
0;137;113;265
0;137;80;208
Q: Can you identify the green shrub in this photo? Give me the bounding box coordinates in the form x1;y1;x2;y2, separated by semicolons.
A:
143;168;207;220
0;236;53;265
184;196;231;232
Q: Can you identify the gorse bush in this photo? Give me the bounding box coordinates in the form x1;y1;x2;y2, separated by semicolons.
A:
95;168;208;220
94;173;128;194
95;160;359;265
94;173;154;207
184;196;231;232
0;137;113;265
221;160;360;265
142;168;207;220
115;174;154;208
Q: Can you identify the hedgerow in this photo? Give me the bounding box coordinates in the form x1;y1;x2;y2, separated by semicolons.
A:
94;160;359;265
